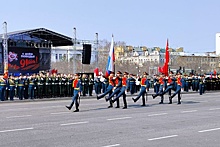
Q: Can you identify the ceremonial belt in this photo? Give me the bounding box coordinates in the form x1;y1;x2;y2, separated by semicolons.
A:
29;83;34;85
10;85;15;86
0;84;6;86
141;85;146;87
74;88;80;90
18;84;24;86
122;85;126;86
130;81;135;83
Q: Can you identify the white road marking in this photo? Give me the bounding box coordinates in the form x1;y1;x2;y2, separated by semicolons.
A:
102;144;120;147
60;121;89;126
199;101;208;103
6;115;32;119
148;113;168;117
0;127;34;133
107;117;132;121
209;108;220;111
181;110;198;113
148;135;178;141
50;112;69;115
198;128;220;133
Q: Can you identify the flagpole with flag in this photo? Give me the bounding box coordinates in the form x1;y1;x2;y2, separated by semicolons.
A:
105;34;115;77
158;39;169;76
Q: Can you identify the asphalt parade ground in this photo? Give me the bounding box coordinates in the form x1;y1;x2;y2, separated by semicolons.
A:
0;91;220;147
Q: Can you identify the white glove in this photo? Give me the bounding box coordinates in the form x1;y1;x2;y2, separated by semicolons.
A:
125;91;127;95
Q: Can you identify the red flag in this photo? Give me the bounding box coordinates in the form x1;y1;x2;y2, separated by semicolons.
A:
165;39;169;64
214;69;217;76
94;68;99;76
158;66;163;73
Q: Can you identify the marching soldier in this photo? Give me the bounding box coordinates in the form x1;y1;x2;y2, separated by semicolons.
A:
132;72;150;106
128;74;135;95
105;71;122;108
152;73;165;104
110;72;129;109
97;72;115;108
65;73;81;112
169;73;183;104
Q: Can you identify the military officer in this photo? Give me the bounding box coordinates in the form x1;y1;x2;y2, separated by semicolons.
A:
88;74;94;96
65;73;81;112
97;72;115;108
110;72;129;109
152;73;165;104
8;75;15;101
132;72;150;106
169;73;183;104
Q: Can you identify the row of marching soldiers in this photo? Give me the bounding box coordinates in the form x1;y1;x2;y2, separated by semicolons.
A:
152;71;210;104
66;71;151;112
65;70;209;112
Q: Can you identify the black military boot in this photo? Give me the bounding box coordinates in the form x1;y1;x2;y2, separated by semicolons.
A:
177;97;181;105
108;100;113;108
74;101;79;112
132;98;137;103
65;101;74;110
159;97;164;104
141;96;146;106
122;95;127;109
115;99;120;108
152;94;156;99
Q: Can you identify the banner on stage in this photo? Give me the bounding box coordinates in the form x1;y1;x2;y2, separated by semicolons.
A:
8;47;40;74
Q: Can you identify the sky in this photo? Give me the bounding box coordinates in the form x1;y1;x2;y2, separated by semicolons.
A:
1;0;220;52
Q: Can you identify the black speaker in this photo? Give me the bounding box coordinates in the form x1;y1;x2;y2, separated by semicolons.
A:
82;44;91;64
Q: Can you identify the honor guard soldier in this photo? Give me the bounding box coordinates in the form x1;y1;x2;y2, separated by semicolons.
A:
24;75;29;99
28;74;35;99
110;72;129;109
37;73;44;98
199;75;205;95
81;74;89;96
8;75;15;101
67;74;73;97
0;74;7;101
97;72;115;108
105;71;122;108
183;74;189;92
102;75;109;93
17;74;25;100
153;74;160;93
152;73;165;104
51;73;57;97
128;74;135;95
169;73;183;104
94;75;101;95
45;72;52;98
132;72;150;106
88;74;94;96
159;71;175;104
65;73;81;112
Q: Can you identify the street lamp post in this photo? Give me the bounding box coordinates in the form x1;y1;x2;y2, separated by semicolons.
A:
2;22;8;78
